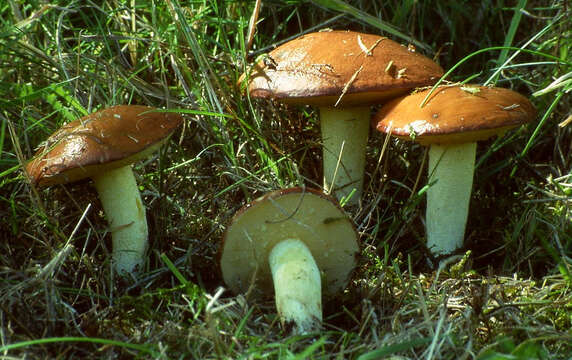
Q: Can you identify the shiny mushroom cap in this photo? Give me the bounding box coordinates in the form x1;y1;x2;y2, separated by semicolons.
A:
220;187;359;298
245;30;444;107
373;85;537;145
26;105;183;187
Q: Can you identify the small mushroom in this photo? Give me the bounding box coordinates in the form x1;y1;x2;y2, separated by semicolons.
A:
244;30;443;206
373;85;536;257
26;105;183;277
220;187;359;334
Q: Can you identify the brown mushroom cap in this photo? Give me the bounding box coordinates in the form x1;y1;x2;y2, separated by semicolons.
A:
26;105;183;187
245;30;444;107
373;85;537;145
220;187;359;298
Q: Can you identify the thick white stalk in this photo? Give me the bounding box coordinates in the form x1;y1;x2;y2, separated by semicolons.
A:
320;106;370;206
269;238;322;334
426;142;476;256
92;165;148;277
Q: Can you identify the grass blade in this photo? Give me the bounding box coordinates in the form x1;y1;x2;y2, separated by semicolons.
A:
488;0;528;84
311;0;429;50
0;337;160;357
357;337;432;360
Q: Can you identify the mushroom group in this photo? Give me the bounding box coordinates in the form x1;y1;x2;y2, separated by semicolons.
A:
373;85;536;257
26;105;183;277
22;24;541;340
220;187;359;334
244;30;443;206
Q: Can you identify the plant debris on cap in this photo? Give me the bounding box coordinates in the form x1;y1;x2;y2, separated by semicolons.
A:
246;30;444;107
220;187;359;298
26;105;183;187
374;85;537;145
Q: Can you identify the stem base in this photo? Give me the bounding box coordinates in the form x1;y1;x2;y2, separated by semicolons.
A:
93;165;148;277
269;238;322;334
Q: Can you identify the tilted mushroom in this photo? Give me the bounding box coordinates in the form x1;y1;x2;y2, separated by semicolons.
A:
373;85;536;257
220;187;359;334
26;105;183;277
244;30;443;206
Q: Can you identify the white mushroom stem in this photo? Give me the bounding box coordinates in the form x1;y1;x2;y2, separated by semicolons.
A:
320;106;370;206
426;142;476;256
92;165;148;277
268;238;322;334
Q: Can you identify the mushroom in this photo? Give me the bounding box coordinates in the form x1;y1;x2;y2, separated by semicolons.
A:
26;105;183;277
244;30;443;206
373;85;536;257
220;187;359;334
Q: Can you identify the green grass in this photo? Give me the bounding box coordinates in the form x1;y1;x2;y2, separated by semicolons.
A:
1;0;571;358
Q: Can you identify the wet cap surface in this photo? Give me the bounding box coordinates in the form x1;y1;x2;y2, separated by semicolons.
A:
373;85;537;145
246;30;444;107
26;105;183;186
